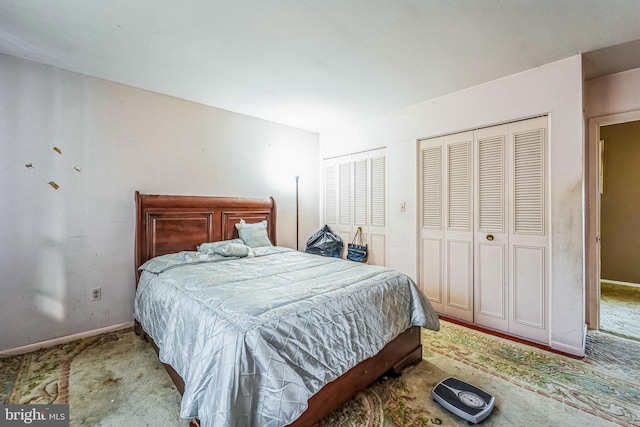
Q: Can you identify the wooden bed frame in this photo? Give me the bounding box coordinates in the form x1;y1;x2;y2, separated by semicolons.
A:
133;192;423;427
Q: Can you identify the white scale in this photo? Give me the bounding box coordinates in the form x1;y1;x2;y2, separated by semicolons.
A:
432;377;495;424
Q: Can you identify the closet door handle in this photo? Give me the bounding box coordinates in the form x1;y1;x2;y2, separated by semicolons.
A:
486;234;494;241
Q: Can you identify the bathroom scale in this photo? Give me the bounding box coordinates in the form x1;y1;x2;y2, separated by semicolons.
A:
432;377;495;424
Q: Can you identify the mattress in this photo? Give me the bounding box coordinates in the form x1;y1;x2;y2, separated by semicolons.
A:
134;246;440;427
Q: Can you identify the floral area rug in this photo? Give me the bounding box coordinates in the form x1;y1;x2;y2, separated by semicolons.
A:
1;328;184;426
2;321;639;426
319;321;640;427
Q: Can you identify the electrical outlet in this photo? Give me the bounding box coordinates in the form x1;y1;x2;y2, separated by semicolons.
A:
91;287;101;301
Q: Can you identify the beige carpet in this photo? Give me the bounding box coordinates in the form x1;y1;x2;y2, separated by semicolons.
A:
600;282;640;341
2;321;639;426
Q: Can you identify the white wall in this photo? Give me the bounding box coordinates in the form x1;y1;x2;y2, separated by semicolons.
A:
0;54;319;352
320;55;586;355
585;67;640;118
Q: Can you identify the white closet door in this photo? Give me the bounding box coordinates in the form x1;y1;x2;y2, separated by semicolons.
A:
353;157;368;227
418;117;548;343
443;131;474;322
351;149;387;265
419;137;445;313
324;163;338;227
509;116;548;343
323;156;350;257
323;149;387;265
351;151;370;261
337;159;353;245
474;125;509;331
368;152;387;266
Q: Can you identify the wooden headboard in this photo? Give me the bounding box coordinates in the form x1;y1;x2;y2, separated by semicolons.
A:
135;192;277;282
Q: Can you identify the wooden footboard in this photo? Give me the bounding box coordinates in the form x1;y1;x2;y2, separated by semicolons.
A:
135;321;422;426
288;325;422;427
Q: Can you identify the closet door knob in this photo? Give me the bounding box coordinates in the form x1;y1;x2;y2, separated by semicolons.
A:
486;234;494;241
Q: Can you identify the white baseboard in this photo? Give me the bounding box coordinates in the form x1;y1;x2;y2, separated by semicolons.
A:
0;321;134;358
601;279;640;288
550;333;585;358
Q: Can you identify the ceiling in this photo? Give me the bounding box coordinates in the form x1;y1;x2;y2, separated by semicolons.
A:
2;1;640;133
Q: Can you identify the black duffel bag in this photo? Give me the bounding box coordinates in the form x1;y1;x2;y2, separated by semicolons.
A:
305;225;344;258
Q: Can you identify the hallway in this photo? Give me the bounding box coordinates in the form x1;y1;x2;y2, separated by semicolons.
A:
600;282;640;341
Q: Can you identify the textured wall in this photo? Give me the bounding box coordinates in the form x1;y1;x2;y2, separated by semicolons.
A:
0;53;319;351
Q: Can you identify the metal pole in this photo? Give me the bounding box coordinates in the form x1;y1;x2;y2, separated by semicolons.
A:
295;175;300;250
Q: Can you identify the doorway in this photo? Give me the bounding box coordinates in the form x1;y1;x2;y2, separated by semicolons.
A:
599;121;640;340
587;112;640;341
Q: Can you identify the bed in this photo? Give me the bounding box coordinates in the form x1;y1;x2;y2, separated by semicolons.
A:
133;192;440;427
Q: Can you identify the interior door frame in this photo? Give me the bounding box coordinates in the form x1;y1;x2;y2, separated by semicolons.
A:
586;109;640;329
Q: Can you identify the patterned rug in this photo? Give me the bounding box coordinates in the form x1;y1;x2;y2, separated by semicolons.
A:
2;321;639;426
0;329;183;426
319;322;640;427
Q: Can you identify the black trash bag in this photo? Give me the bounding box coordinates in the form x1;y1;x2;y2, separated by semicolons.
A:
305;225;344;258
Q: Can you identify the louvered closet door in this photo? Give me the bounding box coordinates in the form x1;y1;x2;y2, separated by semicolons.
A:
367;151;387;266
419;117;548;342
419;133;474;321
443;131;475;322
324;163;338;229
323;156;349;257
337;158;353;245
323;149;387;265
351;152;369;260
473;125;509;331
419;137;445;313
508;116;548;343
351;149;387;265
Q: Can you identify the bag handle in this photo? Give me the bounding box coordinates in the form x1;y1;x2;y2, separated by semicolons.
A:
351;227;366;246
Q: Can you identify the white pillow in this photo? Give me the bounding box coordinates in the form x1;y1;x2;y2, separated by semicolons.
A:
197;239;244;254
213;242;253;258
235;219;273;248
